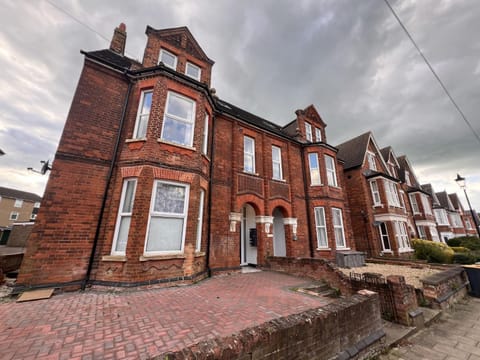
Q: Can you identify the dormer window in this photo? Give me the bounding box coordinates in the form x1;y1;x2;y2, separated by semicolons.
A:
405;171;411;186
159;49;177;70
367;152;377;171
305;122;312;142
186;62;201;81
315;128;322;142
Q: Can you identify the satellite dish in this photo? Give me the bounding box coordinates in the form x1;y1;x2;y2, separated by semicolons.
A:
40;160;51;175
27;160;51;175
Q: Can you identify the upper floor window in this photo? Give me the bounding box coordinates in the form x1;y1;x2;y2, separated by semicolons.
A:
450;213;463;228
161;91;196;147
315;128;322;142
434;209;449;225
370;180;381;205
244;136;256;173
388;164;397;178
9;212;19;220
314;207;328;249
196;189;205;252
385;180;401;207
405;171;411;186
332;208;346;248
111;179;137;255
159;49;177;69
409;193;420;213
30;213;37;220
14;199;23;208
133;90;153;139
417;225;427;239
430;226;440;242
367;152;377;171
146;181;189;254
271;146;283;180
421;194;432;215
324;155;337;187
34;202;40;208
186;62;201;81
202;114;209;155
305;122;312;142
308;153;321;185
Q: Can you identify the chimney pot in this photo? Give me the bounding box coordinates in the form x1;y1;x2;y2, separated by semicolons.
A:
110;23;127;55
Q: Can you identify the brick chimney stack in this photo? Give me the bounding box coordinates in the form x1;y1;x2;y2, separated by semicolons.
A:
110;23;127;55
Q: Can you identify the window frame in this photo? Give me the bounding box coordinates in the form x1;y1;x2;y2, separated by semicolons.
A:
185;62;201;81
314;207;328;249
332;208;346;248
417;225;427;239
159;48;177;69
434;209;449;225
133;90;153;139
305;122;313;142
324;155;337;187
409;193;420;214
202;113;209;155
196;189;205;252
385;180;401;207
421;194;432;215
9;211;19;221
111;178;137;256
370;180;381;205
243;136;256;174
367;152;377;171
315;128;322;142
308;153;321;186
145;180;190;255
160;91;196;147
271;145;283;180
379;222;391;251
395;221;411;252
405;170;411;186
34;202;40;208
14;199;23;208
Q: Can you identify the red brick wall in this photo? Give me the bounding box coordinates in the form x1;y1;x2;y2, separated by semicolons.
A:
18;61;130;287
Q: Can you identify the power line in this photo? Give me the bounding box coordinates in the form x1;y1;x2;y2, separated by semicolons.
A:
384;0;480;145
45;0;111;43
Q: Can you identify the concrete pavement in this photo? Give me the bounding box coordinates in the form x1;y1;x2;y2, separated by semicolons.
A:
380;296;480;360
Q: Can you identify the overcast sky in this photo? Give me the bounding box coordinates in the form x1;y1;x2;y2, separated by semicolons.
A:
1;0;479;212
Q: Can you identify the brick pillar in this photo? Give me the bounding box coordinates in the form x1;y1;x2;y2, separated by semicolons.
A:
387;275;419;326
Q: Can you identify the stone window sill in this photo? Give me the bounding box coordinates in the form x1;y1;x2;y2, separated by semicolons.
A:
316;247;331;251
102;255;127;262
126;138;147;143
157;139;196;152
140;253;185;261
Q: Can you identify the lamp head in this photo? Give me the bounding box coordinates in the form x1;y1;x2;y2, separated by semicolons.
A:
455;173;466;188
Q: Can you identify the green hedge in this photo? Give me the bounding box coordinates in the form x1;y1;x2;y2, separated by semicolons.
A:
412;239;454;264
446;236;480;250
451;246;469;253
452;252;477;264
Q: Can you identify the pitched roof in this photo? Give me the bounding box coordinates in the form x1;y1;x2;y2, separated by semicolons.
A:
336;132;371;170
82;49;138;70
436;191;455;211
0;186;42;202
448;193;464;211
216;99;286;137
421;184;440;206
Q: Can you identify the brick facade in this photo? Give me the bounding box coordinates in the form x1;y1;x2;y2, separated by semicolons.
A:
17;25;354;290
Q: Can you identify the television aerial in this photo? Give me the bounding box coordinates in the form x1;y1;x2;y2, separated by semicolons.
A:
28;160;51;175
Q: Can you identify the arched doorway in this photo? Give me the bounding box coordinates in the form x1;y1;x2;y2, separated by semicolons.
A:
273;208;286;257
240;204;257;265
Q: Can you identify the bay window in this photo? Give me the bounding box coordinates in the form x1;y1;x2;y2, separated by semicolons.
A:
161;92;196;147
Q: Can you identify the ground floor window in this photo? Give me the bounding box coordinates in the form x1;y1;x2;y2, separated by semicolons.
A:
146;180;189;253
314;207;328;248
394;221;411;251
430;226;440;242
379;222;391;251
332;208;346;248
112;178;137;255
417;225;427;239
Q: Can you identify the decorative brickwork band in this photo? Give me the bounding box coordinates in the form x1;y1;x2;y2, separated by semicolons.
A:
120;166;143;178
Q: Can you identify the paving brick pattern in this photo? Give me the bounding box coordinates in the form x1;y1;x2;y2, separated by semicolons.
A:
0;271;332;359
381;297;480;360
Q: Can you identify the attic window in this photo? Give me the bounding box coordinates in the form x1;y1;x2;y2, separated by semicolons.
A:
315;128;322;142
367;152;377;171
186;62;201;81
160;49;177;70
305;122;312;142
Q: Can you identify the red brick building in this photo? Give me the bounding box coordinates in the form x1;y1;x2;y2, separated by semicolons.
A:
336;133;414;257
17;25;354;290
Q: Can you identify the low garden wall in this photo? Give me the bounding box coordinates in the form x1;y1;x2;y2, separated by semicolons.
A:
421;267;469;309
159;291;385;360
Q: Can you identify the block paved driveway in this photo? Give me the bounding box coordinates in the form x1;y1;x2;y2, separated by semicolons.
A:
381;296;480;360
0;270;332;360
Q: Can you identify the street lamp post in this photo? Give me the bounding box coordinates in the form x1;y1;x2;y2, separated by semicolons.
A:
455;173;480;238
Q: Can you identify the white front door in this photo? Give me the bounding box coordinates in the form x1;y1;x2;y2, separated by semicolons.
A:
240;204;257;265
273;208;286;256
